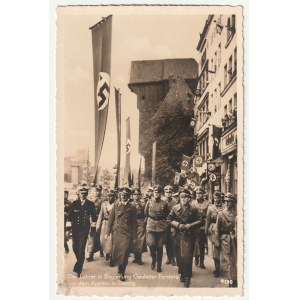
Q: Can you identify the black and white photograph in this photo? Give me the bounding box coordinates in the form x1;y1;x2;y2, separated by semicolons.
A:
56;4;244;297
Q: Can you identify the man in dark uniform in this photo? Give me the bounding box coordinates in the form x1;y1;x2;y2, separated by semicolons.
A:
105;187;137;282
64;189;72;254
131;188;147;265
167;189;204;288
146;186;154;202
86;185;104;261
191;186;210;268
216;192;237;287
162;185;177;266
144;185;170;272
65;185;97;277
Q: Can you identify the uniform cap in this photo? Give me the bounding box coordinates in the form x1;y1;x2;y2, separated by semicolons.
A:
224;192;237;202
179;188;192;197
195;186;206;194
213;191;222;198
147;186;154;192
119;187;131;195
64;189;69;194
153;185;163;193
107;190;117;197
132;188;141;195
164;185;174;192
77;186;89;193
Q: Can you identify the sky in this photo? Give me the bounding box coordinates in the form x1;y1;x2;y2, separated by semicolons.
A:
57;6;208;172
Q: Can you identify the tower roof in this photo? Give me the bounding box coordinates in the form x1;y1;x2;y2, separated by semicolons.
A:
129;58;198;85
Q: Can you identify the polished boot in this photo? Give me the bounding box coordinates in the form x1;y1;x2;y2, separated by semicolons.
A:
180;273;185;283
213;259;220;277
150;247;156;270
100;247;104;257
199;254;206;269
137;253;144;265
194;256;199;266
109;255;114;267
184;277;191;288
170;258;176;266
229;279;238;288
64;242;69;254
86;252;94;262
156;247;163;272
105;253;110;261
119;265;126;281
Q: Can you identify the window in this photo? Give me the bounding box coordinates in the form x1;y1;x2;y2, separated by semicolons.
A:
229;99;232;113
218;43;221;67
214;51;217;72
199;133;209;160
218;82;221;109
234;93;237;108
227;18;231;41
229;56;233;81
201;49;207;69
214;88;217;112
224;64;228;87
224;105;228;117
234;47;237;75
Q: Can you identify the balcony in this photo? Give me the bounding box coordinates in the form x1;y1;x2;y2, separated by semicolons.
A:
221;107;237;131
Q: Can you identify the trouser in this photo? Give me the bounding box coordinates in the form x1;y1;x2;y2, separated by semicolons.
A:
199;229;206;264
147;231;167;267
72;231;88;274
165;227;174;262
64;241;69;252
118;264;127;275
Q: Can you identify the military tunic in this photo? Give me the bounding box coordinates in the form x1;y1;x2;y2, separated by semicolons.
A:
133;200;147;253
216;208;237;280
86;197;103;254
144;198;170;247
106;201;137;266
205;203;224;259
162;196;178;262
96;200;114;254
167;203;204;277
191;198;209;256
64;199;72;250
67;199;97;274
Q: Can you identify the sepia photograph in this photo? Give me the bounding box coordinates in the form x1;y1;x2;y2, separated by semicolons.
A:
56;4;244;297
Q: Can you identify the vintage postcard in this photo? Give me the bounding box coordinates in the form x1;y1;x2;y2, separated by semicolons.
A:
56;4;244;297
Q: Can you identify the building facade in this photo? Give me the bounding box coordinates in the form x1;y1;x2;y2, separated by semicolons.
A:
194;14;239;199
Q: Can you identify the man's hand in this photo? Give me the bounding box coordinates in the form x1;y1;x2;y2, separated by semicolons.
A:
185;223;191;230
178;224;185;231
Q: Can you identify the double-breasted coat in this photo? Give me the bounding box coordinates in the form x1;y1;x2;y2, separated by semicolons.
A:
216;208;237;280
67;199;97;273
133;200;147;253
167;204;204;277
106;201;137;266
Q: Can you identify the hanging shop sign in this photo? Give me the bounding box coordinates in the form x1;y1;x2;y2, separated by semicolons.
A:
221;127;237;155
209;173;217;182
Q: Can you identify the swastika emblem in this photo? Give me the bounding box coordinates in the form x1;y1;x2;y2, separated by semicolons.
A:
96;72;110;111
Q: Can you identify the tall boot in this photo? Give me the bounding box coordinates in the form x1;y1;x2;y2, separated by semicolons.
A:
133;251;138;263
213;259;220;277
184;277;191;288
194;255;199;266
99;246;104;257
149;247;156;270
86;252;94;262
119;264;126;282
137;252;144;265
199;252;206;269
156;247;163;273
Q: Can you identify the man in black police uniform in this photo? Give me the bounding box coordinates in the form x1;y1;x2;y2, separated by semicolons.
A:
144;185;170;272
162;185;177;266
66;185;97;277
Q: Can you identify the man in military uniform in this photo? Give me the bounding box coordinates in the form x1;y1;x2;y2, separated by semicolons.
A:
146;186;154;202
162;185;177;266
216;193;237;287
65;185;97;277
131;188;147;265
205;191;224;277
105;187;137;282
86;185;104;261
167;189;204;288
191;186;210;268
64;189;72;254
144;185;170;272
96;190;117;266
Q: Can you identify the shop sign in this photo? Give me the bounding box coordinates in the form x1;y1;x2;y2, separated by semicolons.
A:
221;127;237;154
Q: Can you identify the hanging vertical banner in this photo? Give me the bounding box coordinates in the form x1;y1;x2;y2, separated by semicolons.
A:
115;87;121;188
124;117;131;187
174;171;181;185
90;15;112;184
152;141;157;186
181;154;192;171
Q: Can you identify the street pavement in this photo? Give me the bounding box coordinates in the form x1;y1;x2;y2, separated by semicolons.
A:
64;241;228;288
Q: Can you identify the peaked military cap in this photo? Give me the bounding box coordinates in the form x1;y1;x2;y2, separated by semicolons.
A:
164;185;174;192
119;187;131;195
213;191;222;198
153;185;163;193
132;187;141;195
107;189;117;197
195;186;206;194
224;192;237;202
179;188;192;197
